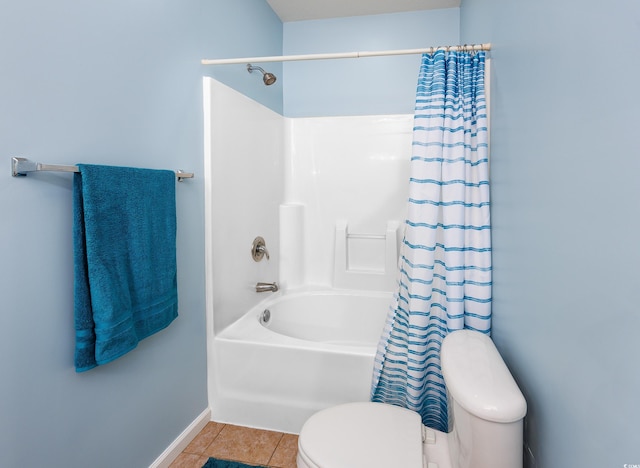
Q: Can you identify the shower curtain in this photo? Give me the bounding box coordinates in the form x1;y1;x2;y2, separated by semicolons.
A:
371;50;491;432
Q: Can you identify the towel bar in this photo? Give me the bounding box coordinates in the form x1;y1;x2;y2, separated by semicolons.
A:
10;157;194;182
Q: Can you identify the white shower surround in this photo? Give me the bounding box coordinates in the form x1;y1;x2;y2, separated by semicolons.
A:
204;77;413;432
284;113;412;287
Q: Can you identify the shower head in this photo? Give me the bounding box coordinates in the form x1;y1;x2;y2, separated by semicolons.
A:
247;64;277;86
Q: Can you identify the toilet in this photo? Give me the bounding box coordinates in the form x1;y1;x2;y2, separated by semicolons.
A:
296;329;527;468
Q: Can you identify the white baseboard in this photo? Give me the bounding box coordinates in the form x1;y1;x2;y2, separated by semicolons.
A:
149;407;212;468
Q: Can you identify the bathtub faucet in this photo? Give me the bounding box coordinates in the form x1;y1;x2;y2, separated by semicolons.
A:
255;282;279;293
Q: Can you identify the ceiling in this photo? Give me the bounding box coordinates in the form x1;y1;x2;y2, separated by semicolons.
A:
266;0;460;22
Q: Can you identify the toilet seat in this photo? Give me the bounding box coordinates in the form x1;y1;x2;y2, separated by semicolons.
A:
297;402;424;468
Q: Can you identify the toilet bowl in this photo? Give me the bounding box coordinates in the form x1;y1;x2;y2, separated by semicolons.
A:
297;330;527;468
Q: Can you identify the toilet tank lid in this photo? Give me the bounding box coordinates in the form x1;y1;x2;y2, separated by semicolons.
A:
441;330;527;423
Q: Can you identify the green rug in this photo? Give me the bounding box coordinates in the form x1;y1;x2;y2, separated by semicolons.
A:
201;458;267;468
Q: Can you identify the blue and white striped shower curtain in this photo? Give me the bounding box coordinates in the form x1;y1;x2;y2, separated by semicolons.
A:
371;50;491;432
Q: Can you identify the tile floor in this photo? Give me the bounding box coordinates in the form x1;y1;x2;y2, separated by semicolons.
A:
169;421;298;468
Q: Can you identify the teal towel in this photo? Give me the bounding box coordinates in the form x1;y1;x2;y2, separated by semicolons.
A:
73;164;178;372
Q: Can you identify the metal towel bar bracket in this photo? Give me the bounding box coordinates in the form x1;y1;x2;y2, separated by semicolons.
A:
10;157;194;182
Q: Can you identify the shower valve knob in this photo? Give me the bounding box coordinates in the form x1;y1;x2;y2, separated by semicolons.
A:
251;236;270;261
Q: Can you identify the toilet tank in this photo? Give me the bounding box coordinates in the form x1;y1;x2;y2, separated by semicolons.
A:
441;330;527;468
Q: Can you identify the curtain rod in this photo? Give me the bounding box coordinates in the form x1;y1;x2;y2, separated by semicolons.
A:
201;43;491;65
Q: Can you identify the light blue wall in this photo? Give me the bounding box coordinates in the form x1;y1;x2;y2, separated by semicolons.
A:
460;0;640;467
283;9;460;117
0;1;281;467
202;2;283;114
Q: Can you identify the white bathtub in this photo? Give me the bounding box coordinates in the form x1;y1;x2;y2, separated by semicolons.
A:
210;287;391;434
